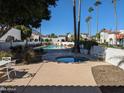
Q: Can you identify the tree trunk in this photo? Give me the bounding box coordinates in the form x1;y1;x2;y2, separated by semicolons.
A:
77;0;81;53
113;2;118;45
89;20;91;37
73;0;78;53
114;3;118;32
96;6;99;34
87;22;90;37
25;38;28;48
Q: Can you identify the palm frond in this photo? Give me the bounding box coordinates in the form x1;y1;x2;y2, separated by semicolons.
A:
88;7;94;13
85;16;92;22
94;0;102;6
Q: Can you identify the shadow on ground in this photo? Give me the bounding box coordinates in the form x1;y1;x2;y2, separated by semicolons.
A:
0;70;28;83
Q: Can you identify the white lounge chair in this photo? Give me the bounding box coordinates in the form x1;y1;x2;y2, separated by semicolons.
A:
2;57;16;80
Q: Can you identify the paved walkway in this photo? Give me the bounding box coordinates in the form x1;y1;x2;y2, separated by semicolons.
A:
0;60;110;93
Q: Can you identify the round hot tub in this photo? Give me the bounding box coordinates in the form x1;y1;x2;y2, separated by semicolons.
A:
56;56;89;63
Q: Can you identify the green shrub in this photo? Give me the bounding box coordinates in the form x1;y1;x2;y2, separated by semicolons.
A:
23;52;32;64
23;48;43;64
33;48;44;55
0;51;13;60
10;45;44;64
10;45;23;53
82;40;98;54
45;39;49;42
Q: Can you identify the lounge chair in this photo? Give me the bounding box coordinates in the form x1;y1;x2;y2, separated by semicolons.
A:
2;57;16;80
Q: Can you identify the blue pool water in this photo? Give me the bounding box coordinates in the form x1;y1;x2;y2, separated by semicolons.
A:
34;45;65;50
43;45;65;49
56;56;89;63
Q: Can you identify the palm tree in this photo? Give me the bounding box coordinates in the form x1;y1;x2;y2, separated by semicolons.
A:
85;16;92;36
73;0;78;53
94;0;102;34
88;7;94;36
112;0;118;32
77;0;81;53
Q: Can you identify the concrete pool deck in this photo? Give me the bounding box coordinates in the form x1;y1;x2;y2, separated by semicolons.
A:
0;60;110;93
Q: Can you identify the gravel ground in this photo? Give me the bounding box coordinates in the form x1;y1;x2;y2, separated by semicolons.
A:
92;65;124;93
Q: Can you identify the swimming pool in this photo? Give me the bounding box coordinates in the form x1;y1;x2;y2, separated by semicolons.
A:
43;45;65;49
34;45;66;50
56;56;89;63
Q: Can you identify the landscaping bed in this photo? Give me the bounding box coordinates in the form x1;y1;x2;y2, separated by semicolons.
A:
10;45;46;64
92;65;124;93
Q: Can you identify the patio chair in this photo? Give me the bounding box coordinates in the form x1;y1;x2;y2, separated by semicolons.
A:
2;57;16;80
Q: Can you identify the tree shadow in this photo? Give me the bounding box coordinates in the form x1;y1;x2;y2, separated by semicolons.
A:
0;70;31;83
108;56;124;67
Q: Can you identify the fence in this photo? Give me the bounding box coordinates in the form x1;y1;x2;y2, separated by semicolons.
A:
90;46;124;70
0;41;41;50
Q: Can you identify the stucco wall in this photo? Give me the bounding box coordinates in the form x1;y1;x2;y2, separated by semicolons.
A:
31;34;40;41
105;48;124;69
52;37;66;42
0;42;10;50
90;46;105;56
100;32;109;43
0;28;21;41
107;34;116;45
91;46;124;69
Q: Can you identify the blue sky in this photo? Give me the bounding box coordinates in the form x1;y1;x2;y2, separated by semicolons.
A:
39;0;124;35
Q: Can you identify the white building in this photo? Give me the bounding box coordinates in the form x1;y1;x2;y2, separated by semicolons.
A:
30;32;41;42
51;36;66;43
107;33;117;45
100;30;110;43
100;29;124;45
41;35;51;42
0;28;21;42
66;33;90;41
119;30;124;33
67;33;72;38
80;33;89;39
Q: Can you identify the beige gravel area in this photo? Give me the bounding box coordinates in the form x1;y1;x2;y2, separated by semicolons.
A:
92;65;124;86
92;65;124;93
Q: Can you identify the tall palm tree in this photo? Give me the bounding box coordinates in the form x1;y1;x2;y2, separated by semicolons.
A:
88;7;94;36
73;0;78;53
94;0;101;34
77;0;81;53
85;16;92;36
112;0;118;32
